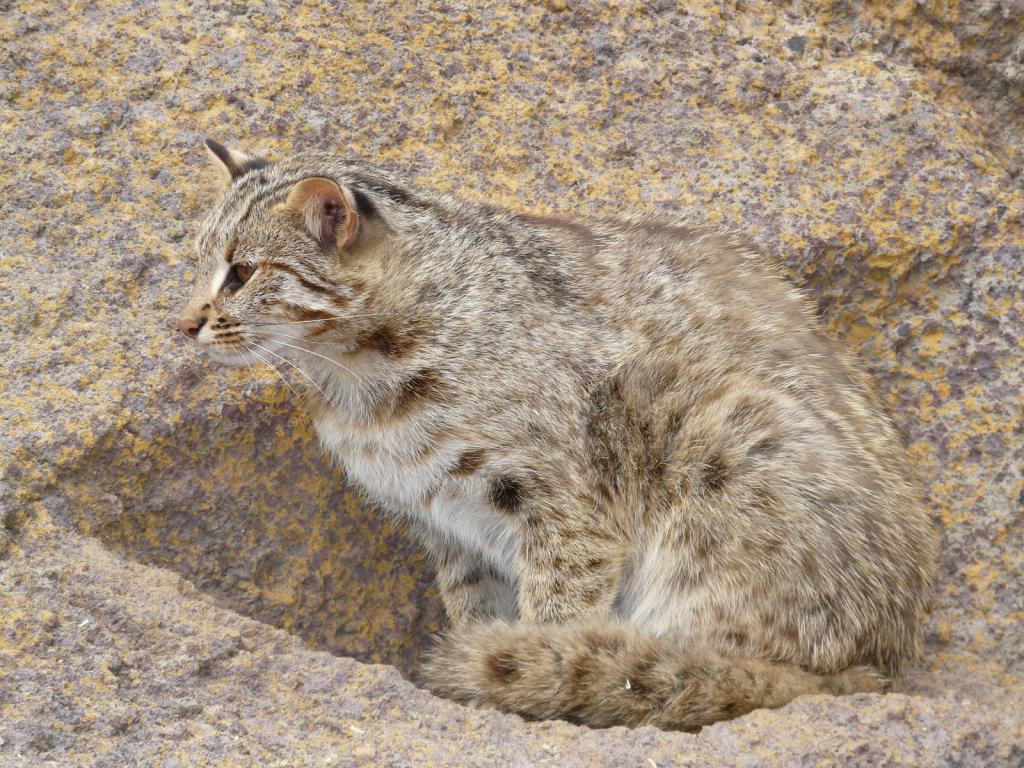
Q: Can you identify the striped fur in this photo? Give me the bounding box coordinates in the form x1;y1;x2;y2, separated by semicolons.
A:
178;145;937;731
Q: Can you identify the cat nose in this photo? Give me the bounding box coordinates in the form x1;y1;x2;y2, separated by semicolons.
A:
178;314;207;338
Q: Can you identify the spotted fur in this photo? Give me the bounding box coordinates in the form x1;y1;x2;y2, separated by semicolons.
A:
178;144;937;731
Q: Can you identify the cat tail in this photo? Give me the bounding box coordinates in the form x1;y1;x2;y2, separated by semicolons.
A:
421;619;886;731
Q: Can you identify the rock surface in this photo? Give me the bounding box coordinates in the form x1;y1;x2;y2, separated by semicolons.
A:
1;1;1022;765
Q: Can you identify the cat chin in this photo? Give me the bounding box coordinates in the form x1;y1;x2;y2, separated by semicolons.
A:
203;346;258;367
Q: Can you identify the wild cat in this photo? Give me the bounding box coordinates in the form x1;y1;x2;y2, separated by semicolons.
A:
177;141;936;730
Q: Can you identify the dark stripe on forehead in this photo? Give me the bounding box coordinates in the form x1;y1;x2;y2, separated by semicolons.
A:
209;169;308;254
218;178;293;239
209;168;422;259
205;173;268;252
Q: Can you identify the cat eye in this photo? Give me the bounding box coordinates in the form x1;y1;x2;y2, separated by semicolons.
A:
234;263;256;283
222;263;256;294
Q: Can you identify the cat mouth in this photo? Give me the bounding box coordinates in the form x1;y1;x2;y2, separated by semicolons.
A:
201;341;262;367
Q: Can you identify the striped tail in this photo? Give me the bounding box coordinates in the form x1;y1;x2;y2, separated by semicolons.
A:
422;619;885;730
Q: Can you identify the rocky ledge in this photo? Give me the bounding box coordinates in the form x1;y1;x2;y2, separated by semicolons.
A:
1;1;1022;765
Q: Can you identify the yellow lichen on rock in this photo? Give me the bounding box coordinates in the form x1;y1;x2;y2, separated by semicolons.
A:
1;0;1022;764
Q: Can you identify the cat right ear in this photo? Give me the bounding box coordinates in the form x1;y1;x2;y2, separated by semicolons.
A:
283;177;361;249
204;139;269;183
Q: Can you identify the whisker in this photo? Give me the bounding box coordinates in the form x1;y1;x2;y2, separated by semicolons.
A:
247;318;344;327
245;343;299;398
242;356;259;393
262;337;367;386
249;340;329;399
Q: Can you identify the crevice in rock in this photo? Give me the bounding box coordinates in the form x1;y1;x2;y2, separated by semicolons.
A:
42;377;445;680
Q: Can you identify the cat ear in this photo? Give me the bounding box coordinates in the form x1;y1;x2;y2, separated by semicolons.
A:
204;139;269;183
284;177;360;248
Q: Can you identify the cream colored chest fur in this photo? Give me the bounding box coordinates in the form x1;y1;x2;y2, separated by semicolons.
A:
312;408;519;577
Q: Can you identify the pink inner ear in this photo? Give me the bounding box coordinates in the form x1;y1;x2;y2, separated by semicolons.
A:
299;191;344;243
319;198;346;242
287;178;357;246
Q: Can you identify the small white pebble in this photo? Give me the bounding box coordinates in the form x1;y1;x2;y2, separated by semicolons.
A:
78;618;90;628
347;724;365;735
625;678;632;690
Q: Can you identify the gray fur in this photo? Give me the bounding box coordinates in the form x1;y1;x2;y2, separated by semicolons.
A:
178;147;937;731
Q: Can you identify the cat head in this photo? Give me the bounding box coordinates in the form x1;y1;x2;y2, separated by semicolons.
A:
177;140;423;368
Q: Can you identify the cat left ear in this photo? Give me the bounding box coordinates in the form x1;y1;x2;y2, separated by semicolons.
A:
204;139;269;183
284;177;360;248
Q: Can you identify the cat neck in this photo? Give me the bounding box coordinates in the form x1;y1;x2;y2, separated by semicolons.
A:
294;329;435;429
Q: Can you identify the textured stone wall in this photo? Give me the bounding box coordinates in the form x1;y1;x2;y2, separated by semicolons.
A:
1;1;1021;764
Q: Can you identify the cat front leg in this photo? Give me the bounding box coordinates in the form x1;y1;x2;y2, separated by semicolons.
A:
516;534;624;623
409;522;517;624
437;556;517;625
489;481;623;624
